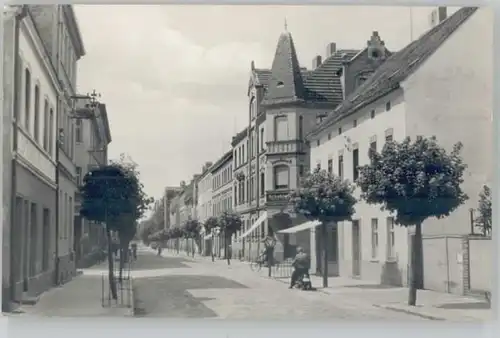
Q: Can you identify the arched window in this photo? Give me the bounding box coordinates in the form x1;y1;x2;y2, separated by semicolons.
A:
274;115;288;141
34;85;40;142
273;165;290;190
24;68;31;130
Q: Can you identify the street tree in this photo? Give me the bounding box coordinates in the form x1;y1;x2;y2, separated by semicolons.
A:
108;155;152;281
80;155;152;299
183;219;202;257
204;216;219;261
357;136;467;306
218;211;243;265
475;185;492;236
289;167;356;288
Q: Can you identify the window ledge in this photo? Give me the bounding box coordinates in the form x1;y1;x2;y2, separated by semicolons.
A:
369;259;379;263
385;258;398;263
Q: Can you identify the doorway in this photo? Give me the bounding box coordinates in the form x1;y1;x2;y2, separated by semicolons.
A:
352;220;361;277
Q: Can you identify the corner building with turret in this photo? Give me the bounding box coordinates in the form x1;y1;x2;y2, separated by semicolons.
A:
231;29;389;271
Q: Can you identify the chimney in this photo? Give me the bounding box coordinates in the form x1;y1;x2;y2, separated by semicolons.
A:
312;55;322;69
326;42;337;57
438;7;447;22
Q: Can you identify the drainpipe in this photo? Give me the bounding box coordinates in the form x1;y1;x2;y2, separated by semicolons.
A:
8;4;28;301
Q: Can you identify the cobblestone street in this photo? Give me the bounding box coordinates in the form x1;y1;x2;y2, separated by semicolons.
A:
127;249;428;320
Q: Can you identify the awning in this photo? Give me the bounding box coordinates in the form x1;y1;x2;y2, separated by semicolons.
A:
278;220;321;234
238;212;268;240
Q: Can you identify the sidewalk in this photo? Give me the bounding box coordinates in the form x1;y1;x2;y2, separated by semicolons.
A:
162;250;492;322
15;274;133;317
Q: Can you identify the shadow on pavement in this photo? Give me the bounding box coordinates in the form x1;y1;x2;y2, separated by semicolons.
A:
133;275;247;318
342;284;399;289
436;302;490;310
88;254;192;271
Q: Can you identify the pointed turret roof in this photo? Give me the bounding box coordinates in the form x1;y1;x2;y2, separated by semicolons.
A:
262;31;306;107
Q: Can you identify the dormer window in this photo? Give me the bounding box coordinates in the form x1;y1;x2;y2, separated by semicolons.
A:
370;49;380;59
276;81;284;88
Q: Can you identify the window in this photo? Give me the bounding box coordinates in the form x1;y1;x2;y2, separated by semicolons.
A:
234;151;237;166
316;160;321;170
352;148;359;180
43;99;49;151
299;165;304;177
260;172;265;197
386;101;391;111
274;116;289;141
298;116;303;140
24;69;31;130
353;119;357;128
328;133;331;140
370;110;375;119
327;159;333;174
49;108;54;155
338;155;344;179
338;127;342;135
29;203;38;277
370;140;377;152
34;85;40;142
316;139;320;146
76;167;82;186
277;81;284;88
76;119;82;143
242;144;245;163
42;208;50;271
371;218;378;259
274;165;289;190
260;128;264;150
387;217;395;260
385;129;394;142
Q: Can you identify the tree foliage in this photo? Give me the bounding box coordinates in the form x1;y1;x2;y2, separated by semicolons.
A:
80;154;153;229
218;211;242;238
357;136;468;226
204;216;219;234
289;167;356;223
183;219;201;239
475;185;492;236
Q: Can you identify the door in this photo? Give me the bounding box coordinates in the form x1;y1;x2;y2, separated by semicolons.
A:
352;220;361;277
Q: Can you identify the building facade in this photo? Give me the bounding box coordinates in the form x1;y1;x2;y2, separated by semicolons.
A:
73;98;111;268
28;5;86;285
209;150;233;257
227;28;389;265
3;6;60;304
308;7;491;290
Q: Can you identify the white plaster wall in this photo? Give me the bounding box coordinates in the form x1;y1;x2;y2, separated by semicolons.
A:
402;8;493;236
17;23;58;182
310;90;409;282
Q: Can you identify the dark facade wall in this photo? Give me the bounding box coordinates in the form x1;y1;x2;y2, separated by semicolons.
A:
13;163;57;298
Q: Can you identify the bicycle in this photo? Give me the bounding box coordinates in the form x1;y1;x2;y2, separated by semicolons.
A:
250;253;267;272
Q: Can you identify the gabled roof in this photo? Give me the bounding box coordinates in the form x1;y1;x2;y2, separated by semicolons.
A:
308;6;478;138
303;49;359;104
262;32;306;106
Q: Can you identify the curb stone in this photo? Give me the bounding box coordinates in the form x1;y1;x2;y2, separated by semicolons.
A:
372;304;445;321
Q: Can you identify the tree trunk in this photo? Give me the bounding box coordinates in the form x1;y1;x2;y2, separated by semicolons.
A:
321;222;328;288
119;246;124;283
225;233;231;265
106;228;117;300
408;222;423;306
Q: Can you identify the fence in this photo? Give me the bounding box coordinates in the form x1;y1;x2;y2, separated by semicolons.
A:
422;234;491;295
101;256;133;308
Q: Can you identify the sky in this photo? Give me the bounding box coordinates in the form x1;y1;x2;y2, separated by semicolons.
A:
74;5;436;201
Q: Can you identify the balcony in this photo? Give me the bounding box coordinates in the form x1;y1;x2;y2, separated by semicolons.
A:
266;190;292;206
266;140;305;155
